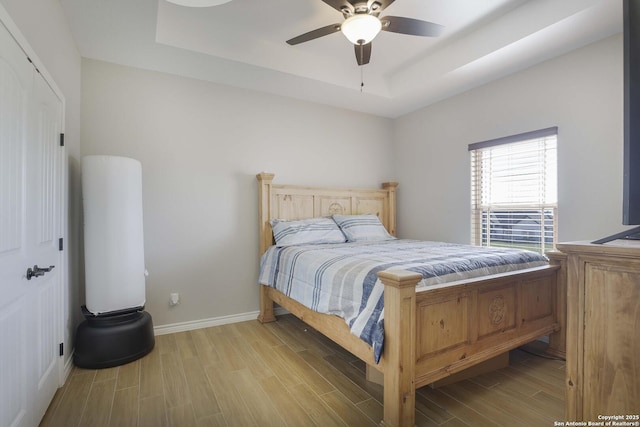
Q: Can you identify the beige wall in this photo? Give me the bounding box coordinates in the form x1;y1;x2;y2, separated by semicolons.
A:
394;34;626;244
80;59;394;327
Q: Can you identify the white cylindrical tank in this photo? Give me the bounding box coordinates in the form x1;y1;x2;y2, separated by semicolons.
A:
82;155;146;315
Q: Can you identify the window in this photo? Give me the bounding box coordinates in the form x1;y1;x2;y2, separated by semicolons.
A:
469;127;557;254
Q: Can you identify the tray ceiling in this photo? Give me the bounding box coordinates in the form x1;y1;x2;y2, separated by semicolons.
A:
60;0;621;118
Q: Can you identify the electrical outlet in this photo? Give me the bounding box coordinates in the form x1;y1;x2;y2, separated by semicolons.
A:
169;293;180;306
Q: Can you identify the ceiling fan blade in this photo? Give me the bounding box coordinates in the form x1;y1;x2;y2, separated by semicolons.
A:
381;16;444;37
321;0;353;14
354;42;372;66
286;24;341;45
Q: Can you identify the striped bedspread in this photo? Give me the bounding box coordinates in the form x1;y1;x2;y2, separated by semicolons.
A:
259;239;548;363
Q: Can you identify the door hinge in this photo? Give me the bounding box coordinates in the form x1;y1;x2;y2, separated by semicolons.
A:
59;133;64;147
59;342;64;357
27;57;40;74
58;238;63;251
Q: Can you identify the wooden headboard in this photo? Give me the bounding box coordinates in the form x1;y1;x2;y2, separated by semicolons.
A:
257;173;398;255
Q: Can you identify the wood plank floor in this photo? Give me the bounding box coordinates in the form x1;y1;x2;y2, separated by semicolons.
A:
40;314;565;427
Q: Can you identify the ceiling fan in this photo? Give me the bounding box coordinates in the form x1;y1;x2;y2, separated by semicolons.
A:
286;0;444;66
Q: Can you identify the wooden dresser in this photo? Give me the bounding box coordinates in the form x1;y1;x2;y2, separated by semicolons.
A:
556;241;640;421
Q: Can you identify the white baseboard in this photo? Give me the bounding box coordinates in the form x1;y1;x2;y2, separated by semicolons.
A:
62;353;74;380
153;307;289;336
57;352;74;388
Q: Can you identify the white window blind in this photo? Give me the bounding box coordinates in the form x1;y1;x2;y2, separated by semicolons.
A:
469;127;558;254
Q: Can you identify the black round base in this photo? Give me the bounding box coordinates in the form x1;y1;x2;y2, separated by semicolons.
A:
74;310;155;369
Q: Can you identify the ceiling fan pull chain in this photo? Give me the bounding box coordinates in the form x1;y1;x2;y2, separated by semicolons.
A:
360;45;365;92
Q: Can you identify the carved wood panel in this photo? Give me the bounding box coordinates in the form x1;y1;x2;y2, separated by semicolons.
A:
316;196;351;217
273;194;314;220
477;286;516;339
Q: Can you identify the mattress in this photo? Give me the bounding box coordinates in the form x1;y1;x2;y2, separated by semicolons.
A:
259;239;548;362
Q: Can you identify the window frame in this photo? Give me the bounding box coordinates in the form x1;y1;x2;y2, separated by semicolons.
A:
469;127;558;254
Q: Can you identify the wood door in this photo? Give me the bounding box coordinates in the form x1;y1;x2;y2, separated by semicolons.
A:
0;20;63;427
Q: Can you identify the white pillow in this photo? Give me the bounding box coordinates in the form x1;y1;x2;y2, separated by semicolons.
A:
332;214;396;242
270;217;346;246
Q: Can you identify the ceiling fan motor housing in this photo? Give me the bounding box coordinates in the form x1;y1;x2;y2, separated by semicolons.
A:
341;1;382;18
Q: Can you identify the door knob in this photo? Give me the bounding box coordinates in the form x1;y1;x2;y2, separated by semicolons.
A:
26;265;55;280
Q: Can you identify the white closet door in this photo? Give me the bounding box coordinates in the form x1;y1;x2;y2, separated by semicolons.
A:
0;19;63;427
0;19;33;427
28;64;64;424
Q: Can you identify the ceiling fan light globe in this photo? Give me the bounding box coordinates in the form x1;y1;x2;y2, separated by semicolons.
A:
340;14;382;45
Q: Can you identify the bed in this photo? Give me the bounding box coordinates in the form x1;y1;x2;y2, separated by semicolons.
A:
256;173;567;427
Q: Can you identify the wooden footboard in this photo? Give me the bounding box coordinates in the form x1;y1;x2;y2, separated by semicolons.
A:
412;266;561;386
379;264;563;426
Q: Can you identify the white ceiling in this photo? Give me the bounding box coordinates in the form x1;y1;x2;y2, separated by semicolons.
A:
59;0;622;118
